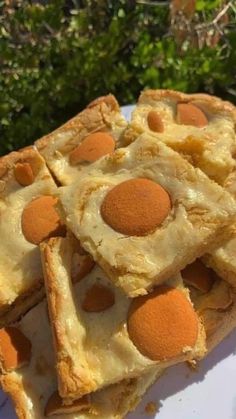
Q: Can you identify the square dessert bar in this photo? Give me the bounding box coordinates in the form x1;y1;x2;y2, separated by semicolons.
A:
182;259;236;354
35;94;127;186
0;147;65;326
58;133;236;297
40;236;205;402
0;299;162;419
127;88;236;288
126;89;236;185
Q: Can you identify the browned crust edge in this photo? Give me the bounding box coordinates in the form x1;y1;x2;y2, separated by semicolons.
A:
40;238;96;401
87;210;235;298
202;251;236;289
0;281;45;328
139;89;236;120
0;367;163;419
206;291;236;354
0;374;29;419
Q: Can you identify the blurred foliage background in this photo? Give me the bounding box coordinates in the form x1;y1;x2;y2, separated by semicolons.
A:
0;0;236;154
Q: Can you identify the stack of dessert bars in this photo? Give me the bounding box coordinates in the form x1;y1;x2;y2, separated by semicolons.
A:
0;92;236;418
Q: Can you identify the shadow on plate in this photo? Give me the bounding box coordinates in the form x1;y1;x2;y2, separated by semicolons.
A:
128;328;236;418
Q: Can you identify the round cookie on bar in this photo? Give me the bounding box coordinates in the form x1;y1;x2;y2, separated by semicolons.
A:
21;195;65;245
127;285;199;361
69;132;116;165
101;178;171;236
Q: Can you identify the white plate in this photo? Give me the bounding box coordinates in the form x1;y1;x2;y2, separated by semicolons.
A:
1;105;236;419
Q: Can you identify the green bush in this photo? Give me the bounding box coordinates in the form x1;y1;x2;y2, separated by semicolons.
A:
0;0;235;155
